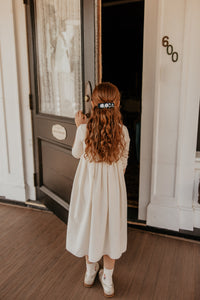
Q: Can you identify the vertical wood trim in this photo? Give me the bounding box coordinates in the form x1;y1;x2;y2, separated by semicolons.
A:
174;0;191;203
138;0;159;220
150;0;164;198
95;0;102;84
0;47;11;174
10;0;26;183
83;0;96;88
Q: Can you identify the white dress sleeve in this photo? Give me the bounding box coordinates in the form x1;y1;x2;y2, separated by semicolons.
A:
120;126;130;170
72;125;85;159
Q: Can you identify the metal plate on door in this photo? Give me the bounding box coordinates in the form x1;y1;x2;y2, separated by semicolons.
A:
52;124;67;140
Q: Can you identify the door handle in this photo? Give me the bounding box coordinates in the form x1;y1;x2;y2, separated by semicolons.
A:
85;81;92;118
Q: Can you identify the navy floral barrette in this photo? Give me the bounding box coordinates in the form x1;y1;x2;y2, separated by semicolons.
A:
98;103;115;109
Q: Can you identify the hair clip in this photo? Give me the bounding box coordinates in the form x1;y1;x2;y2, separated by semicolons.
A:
98;103;115;109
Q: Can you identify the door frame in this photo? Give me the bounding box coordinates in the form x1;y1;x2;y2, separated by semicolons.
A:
99;0;150;221
138;0;158;220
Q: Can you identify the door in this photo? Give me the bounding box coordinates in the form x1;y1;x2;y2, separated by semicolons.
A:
25;0;99;223
101;0;144;223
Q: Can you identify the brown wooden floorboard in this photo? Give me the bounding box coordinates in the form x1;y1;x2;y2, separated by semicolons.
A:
1;203;200;300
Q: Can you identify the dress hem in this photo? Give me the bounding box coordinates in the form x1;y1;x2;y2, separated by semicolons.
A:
66;246;127;263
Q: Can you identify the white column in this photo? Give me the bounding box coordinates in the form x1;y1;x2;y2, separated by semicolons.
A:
146;0;200;231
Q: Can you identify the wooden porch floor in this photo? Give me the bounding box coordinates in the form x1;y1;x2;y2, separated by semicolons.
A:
1;203;200;300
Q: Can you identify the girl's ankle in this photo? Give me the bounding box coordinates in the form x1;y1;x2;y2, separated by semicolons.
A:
103;267;114;285
86;262;98;274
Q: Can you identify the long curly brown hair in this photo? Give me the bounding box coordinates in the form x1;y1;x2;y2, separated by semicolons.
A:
84;82;125;164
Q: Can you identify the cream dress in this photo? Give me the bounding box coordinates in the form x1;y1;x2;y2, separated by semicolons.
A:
66;124;130;262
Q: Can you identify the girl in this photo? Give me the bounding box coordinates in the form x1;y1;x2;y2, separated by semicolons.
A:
66;82;130;297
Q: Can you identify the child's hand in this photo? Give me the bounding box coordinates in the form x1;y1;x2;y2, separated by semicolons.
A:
75;111;87;127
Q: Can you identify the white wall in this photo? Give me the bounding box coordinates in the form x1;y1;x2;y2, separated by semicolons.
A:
177;0;200;230
144;0;200;231
0;0;35;202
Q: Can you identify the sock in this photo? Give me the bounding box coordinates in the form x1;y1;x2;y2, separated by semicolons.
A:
103;268;114;285
86;262;98;275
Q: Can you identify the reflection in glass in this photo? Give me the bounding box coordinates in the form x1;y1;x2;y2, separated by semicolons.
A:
35;0;82;117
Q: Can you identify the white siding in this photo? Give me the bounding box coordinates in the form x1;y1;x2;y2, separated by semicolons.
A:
0;0;35;201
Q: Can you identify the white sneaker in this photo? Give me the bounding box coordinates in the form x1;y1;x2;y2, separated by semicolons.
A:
84;262;99;287
99;269;114;298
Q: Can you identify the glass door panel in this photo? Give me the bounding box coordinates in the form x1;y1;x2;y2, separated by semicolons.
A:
35;0;82;118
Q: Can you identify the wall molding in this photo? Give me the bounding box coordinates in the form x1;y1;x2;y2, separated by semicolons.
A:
0;183;26;202
147;202;179;231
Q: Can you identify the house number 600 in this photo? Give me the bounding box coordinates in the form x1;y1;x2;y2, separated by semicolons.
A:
162;36;178;62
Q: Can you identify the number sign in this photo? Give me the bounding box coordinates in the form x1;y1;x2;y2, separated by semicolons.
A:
162;36;178;62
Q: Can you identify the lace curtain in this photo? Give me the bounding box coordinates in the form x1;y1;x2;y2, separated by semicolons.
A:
35;0;82;117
